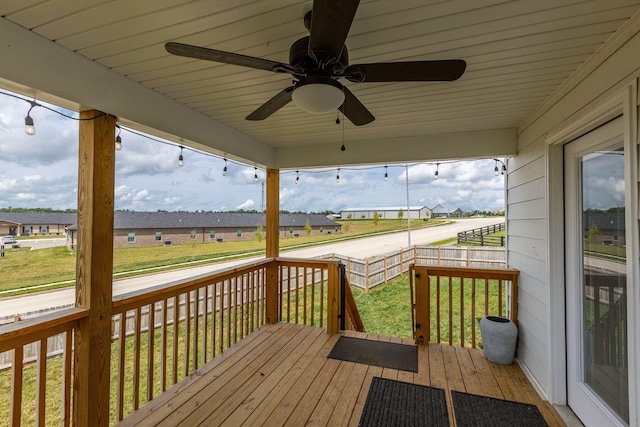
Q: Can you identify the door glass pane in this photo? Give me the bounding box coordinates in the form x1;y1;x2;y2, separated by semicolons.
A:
580;144;628;423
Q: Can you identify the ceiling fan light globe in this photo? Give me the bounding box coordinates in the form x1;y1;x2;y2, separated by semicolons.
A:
292;83;344;114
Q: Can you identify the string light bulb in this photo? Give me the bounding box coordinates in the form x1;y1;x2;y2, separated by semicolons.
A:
115;125;122;151
295;171;299;184
222;158;228;176
494;160;500;176
24;100;38;136
254;167;258;182
434;163;439;180
493;158;507;176
384;166;388;182
178;146;184;167
336;168;341;183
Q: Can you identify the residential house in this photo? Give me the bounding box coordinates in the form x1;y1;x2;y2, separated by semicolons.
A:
0;212;76;236
430;204;450;218
1;2;640;426
65;211;341;249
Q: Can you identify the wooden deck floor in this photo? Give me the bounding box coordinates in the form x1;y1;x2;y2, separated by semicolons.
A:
117;322;565;426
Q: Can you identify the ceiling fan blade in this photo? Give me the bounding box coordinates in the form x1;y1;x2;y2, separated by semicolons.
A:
344;60;466;82
246;87;294;121
165;42;285;72
308;0;360;62
339;86;374;126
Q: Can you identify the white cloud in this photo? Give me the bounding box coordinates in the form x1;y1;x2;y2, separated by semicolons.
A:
236;199;255;210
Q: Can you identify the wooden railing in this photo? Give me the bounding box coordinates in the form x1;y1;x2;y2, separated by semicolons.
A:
343;278;365;332
410;265;519;347
0;307;89;427
276;258;335;330
110;259;270;423
0;257;361;425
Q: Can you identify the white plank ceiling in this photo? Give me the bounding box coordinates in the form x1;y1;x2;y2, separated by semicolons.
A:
0;0;639;168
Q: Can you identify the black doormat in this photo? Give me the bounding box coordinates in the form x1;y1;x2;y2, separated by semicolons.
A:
327;336;418;372
359;377;449;427
451;390;549;427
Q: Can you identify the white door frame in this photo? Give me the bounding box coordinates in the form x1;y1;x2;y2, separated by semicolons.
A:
545;81;638;426
564;117;626;425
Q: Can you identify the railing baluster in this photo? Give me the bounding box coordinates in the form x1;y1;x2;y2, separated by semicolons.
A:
448;276;453;345
133;306;141;410
36;338;46;427
240;274;245;339
311;268;316;326
211;283;217;359
117;312;126;420
184;292;191;377
436;276;441;343
193;289;198;370
219;282;224;355
471;278;477;347
161;299;167;392
147;303;155;402
320;269;325;328
172;295;178;386
62;331;72;427
11;346;23;427
303;267;308;325
294;266;299;324
460;277;464;347
249;272;255;334
226;279;232;349
484;279;489;316
233;277;238;344
203;285;208;363
286;266;291;322
498;280;503;317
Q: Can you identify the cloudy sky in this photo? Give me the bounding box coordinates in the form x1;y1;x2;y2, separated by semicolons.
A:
0;91;507;213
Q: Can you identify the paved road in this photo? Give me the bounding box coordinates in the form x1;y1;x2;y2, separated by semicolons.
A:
16;238;67;250
0;218;501;318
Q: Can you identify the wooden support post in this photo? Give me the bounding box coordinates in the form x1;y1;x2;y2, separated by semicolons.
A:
326;263;340;334
265;168;279;324
73;111;115;427
413;266;430;346
510;275;519;325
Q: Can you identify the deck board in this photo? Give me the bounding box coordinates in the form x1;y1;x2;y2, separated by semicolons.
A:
116;322;566;426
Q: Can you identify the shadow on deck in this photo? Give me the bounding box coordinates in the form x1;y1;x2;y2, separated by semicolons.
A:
115;322;565;426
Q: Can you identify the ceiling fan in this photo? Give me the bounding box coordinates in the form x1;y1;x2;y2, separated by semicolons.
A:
165;0;466;126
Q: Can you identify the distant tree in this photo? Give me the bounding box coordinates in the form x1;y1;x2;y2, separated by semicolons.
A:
344;213;352;233
373;211;381;227
255;224;264;242
588;222;600;242
304;219;312;236
397;209;404;223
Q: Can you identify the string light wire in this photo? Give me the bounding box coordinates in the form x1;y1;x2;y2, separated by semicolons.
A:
0;90;507;180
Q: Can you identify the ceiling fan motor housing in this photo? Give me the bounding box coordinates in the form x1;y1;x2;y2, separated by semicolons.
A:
289;36;349;74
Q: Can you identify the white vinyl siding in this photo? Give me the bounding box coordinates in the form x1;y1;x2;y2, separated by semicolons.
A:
508;20;640;407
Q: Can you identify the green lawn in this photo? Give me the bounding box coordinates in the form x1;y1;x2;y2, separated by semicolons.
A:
0;219;446;294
